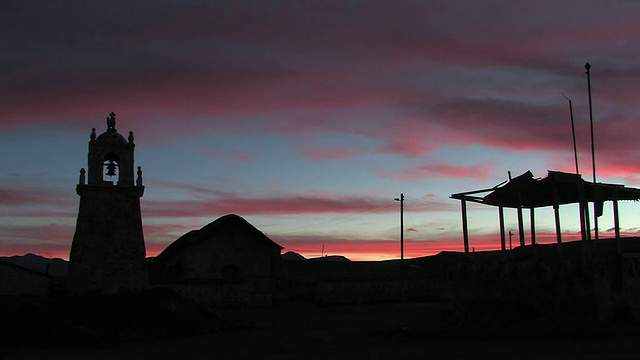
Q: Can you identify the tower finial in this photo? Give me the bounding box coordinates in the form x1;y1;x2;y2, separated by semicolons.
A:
107;112;116;131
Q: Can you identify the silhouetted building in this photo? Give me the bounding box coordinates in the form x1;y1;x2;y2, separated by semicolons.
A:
68;112;147;293
451;170;640;253
148;214;283;287
0;260;51;296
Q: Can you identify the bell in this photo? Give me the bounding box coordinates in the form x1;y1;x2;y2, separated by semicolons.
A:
106;161;117;176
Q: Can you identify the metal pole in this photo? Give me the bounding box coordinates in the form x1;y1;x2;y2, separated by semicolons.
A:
530;208;536;245
394;193;405;260
499;206;506;252
565;97;579;175
586;62;599;241
517;206;525;247
461;200;469;254
400;193;404;260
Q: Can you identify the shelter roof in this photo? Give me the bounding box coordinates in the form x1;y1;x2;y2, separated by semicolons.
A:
451;170;640;209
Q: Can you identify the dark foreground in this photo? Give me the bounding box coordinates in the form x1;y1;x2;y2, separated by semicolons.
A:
3;299;640;360
4;239;640;359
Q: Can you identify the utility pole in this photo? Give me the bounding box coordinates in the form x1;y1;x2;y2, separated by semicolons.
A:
394;193;405;260
586;62;598;241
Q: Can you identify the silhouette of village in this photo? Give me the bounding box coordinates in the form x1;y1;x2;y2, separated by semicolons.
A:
2;112;640;359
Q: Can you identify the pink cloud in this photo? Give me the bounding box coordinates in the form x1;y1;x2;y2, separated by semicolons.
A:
143;194;393;218
0;186;76;218
202;149;255;163
380;137;435;157
302;147;361;161
6;1;640;220
0;187;66;207
149;181;237;198
141;183;460;218
0;223;74;243
377;162;497;183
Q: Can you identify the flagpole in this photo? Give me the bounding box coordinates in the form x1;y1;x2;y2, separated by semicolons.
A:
586;62;598;241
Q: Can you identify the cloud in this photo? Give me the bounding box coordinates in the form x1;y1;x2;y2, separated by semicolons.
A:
143;193;394;218
0;186;76;217
4;0;640;165
0;223;74;243
202;149;256;163
377;162;497;183
302;146;361;161
0;187;66;207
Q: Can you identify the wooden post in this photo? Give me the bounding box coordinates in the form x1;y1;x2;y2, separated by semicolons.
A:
530;207;536;245
553;187;562;250
613;189;621;255
499;206;506;252
517;206;525;247
517;187;525;247
461;200;469;254
578;182;589;242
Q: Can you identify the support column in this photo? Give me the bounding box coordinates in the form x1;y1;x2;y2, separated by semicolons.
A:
517;207;525;247
578;182;588;242
530;208;536;245
499;206;506;252
461;200;469;254
584;204;592;242
553;186;562;248
613;190;621;255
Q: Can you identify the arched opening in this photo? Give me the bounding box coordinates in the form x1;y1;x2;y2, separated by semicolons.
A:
103;153;120;185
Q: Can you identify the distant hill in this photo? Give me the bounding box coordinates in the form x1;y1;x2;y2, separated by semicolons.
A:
0;253;68;277
308;255;351;262
281;251;351;262
282;251;306;261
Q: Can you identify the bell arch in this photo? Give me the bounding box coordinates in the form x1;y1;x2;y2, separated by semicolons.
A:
102;152;120;184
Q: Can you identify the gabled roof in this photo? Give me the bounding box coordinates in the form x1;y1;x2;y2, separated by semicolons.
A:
152;214;283;264
451;170;640;209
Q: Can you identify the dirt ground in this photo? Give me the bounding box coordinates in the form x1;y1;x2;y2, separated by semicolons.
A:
4;301;640;360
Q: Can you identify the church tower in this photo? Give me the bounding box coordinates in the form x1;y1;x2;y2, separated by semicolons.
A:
69;112;147;293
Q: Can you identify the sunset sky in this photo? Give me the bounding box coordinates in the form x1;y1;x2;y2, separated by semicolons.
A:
3;1;640;261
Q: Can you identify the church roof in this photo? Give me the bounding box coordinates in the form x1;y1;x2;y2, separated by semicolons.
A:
95;129;128;145
152;214;283;264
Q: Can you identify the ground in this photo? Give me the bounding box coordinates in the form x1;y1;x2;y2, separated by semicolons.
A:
4;301;640;360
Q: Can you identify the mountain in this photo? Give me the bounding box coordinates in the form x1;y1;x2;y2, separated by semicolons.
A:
0;253;68;277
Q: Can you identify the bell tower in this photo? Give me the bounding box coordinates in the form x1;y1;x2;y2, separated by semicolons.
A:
69;112;147;293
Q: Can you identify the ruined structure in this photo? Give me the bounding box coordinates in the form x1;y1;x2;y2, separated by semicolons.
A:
68;112;147;293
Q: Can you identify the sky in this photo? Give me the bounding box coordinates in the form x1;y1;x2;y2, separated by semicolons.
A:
3;1;640;261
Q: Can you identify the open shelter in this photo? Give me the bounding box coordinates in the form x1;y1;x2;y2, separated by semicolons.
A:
451;170;640;254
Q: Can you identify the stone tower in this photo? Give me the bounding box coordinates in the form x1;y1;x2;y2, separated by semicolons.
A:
69;112;147;293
